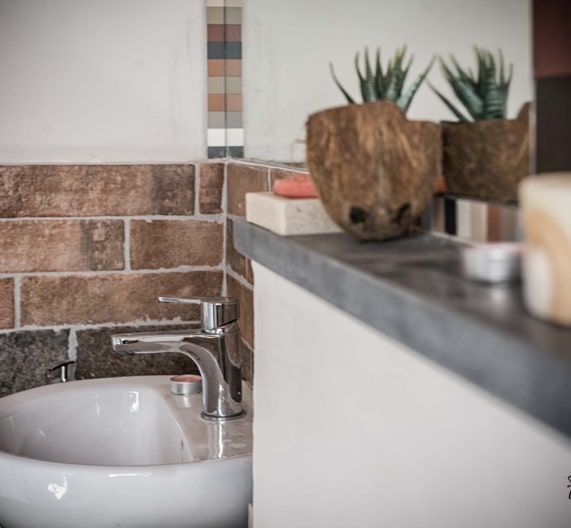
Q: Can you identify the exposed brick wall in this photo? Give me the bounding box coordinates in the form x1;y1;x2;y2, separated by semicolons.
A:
0;163;225;395
224;161;310;385
0;159;294;395
0;165;196;217
130;220;223;269
0;220;125;272
224;161;270;385
0;279;14;330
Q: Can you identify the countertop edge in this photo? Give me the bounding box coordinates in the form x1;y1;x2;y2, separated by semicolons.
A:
234;219;571;440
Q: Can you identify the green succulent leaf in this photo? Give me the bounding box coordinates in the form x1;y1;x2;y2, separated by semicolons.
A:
329;45;431;113
440;59;483;119
384;68;401;101
355;51;377;102
375;48;385;96
397;56;434;112
434;47;513;121
450;56;476;90
429;83;470;122
329;63;356;104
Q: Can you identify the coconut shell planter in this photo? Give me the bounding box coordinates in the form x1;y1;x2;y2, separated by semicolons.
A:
431;48;530;203
306;100;441;241
442;103;530;202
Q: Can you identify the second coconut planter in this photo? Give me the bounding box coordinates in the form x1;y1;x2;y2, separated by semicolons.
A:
441;103;530;202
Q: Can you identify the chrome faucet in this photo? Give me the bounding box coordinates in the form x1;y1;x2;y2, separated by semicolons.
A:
111;296;244;420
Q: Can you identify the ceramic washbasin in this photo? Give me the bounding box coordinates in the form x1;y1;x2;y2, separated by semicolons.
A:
0;376;252;528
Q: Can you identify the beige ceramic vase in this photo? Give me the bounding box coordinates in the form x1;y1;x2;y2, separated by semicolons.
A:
306;100;441;241
520;174;571;327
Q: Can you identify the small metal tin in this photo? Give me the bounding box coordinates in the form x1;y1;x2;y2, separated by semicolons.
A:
460;242;522;284
170;374;202;396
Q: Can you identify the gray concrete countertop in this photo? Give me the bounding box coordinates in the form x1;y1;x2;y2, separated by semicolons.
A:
234;219;571;439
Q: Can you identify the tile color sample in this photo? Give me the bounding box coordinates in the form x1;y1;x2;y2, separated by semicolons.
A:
206;0;243;158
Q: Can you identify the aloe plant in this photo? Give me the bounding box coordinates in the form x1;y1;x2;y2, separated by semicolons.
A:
330;46;433;113
431;47;513;122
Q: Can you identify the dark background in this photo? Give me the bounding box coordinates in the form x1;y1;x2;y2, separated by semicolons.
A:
534;0;571;172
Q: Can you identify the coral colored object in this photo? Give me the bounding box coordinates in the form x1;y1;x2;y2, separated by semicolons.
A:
273;173;318;198
434;175;448;193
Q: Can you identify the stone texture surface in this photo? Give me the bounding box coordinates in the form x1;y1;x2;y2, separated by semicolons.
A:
0;329;69;396
0;278;14;329
76;324;200;380
227;275;253;348
0;220;124;272
199;163;225;214
20;271;223;326
227;163;269;216
130;220;223;269
306;101;441;241
245;193;342;236
0;164;195;217
227;219;253;284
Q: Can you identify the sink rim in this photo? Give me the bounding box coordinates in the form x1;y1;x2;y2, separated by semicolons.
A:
0;375;253;470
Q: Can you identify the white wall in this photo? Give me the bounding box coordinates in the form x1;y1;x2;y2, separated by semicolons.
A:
243;0;533;161
253;263;571;528
0;0;206;163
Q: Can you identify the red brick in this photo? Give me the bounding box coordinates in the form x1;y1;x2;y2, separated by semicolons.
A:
130;220;223;269
0;279;14;329
21;271;223;326
198;163;224;214
0;220;124;272
0;165;195;217
227;163;269;216
227;275;254;348
226;219;253;284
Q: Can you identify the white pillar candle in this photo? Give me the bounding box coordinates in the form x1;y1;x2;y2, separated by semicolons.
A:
519;174;571;326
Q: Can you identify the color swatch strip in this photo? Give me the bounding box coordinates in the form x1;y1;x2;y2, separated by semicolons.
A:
206;0;243;158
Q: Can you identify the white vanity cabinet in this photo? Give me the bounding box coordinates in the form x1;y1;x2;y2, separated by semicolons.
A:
252;263;571;528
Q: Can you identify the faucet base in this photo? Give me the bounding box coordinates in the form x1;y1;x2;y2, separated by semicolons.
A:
201;410;247;422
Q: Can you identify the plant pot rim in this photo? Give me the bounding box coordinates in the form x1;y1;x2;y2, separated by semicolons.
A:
309;100;435;126
441;117;521;126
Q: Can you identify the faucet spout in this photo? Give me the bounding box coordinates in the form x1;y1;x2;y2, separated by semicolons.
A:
112;330;198;355
111;317;244;420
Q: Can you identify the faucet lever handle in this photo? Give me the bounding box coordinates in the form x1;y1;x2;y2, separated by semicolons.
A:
159;296;239;331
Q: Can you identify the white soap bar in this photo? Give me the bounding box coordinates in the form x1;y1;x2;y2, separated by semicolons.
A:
520;174;571;326
245;192;342;236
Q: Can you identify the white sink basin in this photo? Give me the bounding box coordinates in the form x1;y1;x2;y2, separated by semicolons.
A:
0;376;252;528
